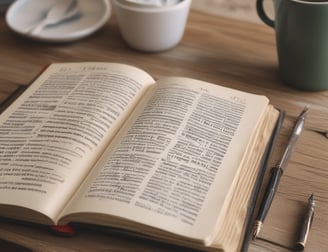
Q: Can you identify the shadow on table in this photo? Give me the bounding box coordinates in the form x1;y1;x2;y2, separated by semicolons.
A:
0;239;32;252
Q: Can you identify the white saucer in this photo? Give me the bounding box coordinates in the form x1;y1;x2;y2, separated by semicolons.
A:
6;0;111;42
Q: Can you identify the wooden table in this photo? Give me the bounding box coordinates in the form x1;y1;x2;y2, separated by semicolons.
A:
0;8;327;252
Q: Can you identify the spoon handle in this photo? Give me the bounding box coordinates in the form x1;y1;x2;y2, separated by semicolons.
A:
27;0;78;36
29;19;49;35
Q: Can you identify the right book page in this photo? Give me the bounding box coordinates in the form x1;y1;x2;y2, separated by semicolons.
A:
59;77;279;250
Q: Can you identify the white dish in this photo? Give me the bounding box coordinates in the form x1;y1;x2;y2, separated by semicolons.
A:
6;0;111;42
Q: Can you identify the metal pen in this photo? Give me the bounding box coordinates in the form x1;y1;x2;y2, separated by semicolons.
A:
252;105;310;239
295;193;315;251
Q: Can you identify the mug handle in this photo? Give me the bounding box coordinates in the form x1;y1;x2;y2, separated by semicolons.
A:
256;0;274;28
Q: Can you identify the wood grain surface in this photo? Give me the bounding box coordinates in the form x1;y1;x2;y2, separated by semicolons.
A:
0;7;327;252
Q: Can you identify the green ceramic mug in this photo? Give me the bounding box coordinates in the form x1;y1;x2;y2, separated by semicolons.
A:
257;0;328;91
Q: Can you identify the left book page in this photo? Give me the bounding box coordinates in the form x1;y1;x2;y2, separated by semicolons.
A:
0;62;155;224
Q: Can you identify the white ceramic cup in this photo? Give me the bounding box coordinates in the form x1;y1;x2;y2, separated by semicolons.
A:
112;0;191;52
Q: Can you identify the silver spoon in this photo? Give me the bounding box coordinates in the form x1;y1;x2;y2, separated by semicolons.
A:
28;0;79;36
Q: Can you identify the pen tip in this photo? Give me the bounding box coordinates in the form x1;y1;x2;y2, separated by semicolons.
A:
309;193;314;201
303;104;311;113
252;221;262;240
301;105;310;116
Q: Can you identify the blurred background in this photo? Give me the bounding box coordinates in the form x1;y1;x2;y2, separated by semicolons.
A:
0;0;274;23
191;0;274;23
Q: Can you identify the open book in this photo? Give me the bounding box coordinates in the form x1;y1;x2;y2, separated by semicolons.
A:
0;62;280;252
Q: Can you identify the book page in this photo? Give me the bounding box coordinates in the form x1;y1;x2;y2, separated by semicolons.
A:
60;77;270;242
0;62;155;224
